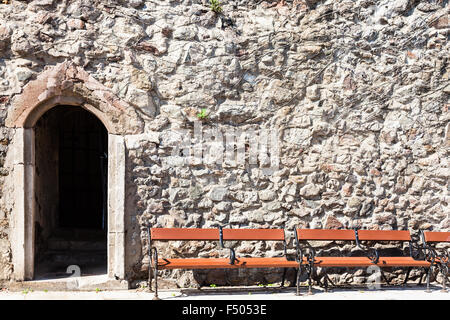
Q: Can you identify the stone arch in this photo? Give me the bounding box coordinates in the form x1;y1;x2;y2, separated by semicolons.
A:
6;61;139;286
6;61;144;135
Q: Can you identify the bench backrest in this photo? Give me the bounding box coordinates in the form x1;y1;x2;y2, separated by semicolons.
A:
150;228;220;241
150;228;286;242
423;231;450;243
296;229;355;241
150;228;416;243
296;229;412;242
356;230;411;242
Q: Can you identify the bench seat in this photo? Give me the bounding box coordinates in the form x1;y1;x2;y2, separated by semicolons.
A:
156;257;299;270
156;255;435;270
375;257;433;267
310;256;431;268
310;257;377;267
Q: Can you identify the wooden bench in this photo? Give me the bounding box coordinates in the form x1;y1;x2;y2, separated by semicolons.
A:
148;227;299;299
420;231;450;292
295;228;431;294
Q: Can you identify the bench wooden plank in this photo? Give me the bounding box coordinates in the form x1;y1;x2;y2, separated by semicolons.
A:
311;257;376;267
296;229;355;241
150;228;220;240
222;228;285;241
311;256;431;267
234;257;298;268
357;230;411;241
157;257;298;270
375;257;432;267
157;258;235;269
423;231;450;243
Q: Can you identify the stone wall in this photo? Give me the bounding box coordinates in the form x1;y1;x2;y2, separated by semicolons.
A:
0;0;448;286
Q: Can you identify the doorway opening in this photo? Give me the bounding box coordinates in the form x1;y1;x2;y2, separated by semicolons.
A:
34;105;108;279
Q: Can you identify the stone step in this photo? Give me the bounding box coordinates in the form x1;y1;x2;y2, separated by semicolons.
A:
37;250;107;268
46;238;106;251
7;275;129;291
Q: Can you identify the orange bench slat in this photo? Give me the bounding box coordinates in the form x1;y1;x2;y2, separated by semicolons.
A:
236;257;298;268
311;257;374;267
310;256;432;268
423;231;450;243
357;230;411;241
375;257;432;267
156;257;298;270
150;228;220;240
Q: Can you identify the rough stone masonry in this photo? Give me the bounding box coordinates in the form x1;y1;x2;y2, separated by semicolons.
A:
0;0;448;288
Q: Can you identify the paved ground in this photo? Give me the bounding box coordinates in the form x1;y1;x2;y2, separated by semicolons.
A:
0;285;448;300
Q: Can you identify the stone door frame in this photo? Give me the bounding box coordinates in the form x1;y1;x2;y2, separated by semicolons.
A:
5;62;144;282
9;103;126;281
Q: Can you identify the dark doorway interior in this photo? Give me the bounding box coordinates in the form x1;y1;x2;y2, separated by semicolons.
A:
34;106;108;280
58;108;108;230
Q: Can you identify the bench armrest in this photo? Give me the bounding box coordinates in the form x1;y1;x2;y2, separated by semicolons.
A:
218;226;238;264
295;242;303;263
367;247;379;264
417;239;439;264
354;241;380;264
149;247;158;268
295;241;316;263
429;247;449;264
229;248;238;265
408;236;429;260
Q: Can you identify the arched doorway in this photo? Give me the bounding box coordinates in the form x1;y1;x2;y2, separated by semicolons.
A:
34;106;108;279
6;62;141;284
